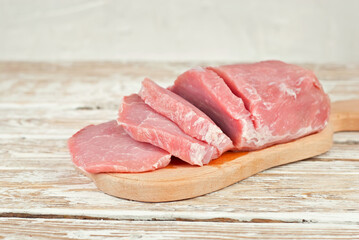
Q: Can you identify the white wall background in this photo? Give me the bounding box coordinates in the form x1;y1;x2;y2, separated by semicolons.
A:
0;0;358;63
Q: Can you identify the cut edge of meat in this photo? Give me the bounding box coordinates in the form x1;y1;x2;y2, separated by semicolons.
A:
117;94;218;166
68;120;171;173
139;77;233;155
207;67;259;128
205;67;272;148
170;67;259;150
119;121;214;166
81;153;172;173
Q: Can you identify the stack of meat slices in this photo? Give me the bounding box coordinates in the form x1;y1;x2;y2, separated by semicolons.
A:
68;60;330;173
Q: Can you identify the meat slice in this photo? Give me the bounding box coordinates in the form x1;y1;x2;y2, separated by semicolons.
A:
169;67;257;150
68;120;171;173
209;60;330;148
117;94;217;166
139;78;233;155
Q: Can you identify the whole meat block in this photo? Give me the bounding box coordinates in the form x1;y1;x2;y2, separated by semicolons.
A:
209;60;330;148
139;78;233;155
171;62;330;150
118;94;217;166
170;67;257;150
68;120;171;173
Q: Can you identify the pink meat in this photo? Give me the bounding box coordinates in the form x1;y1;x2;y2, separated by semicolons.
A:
117;94;217;166
209;60;330;149
68;120;171;173
171;61;330;150
170;67;257;150
139;78;233;155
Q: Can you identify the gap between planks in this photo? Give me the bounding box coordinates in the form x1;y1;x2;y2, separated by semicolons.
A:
0;212;285;223
1;209;359;225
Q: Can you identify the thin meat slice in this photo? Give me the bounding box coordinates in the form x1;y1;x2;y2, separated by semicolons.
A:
68;120;171;173
139;78;233;155
118;94;217;166
169;67;258;150
209;60;330;148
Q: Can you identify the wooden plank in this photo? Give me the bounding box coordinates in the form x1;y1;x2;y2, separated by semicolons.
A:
1;218;359;240
1;78;358;104
333;132;359;143
1;62;358;82
0;62;358;106
0;157;358;223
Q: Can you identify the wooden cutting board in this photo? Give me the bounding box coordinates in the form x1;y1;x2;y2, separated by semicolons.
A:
78;100;359;202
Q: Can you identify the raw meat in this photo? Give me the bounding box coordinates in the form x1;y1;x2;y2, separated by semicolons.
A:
171;61;330;150
139;78;233;155
117;94;217;166
169;67;257;150
68;120;171;173
209;60;330;148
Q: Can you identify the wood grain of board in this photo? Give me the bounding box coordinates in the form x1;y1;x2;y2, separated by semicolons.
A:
1;218;359;240
0;62;359;238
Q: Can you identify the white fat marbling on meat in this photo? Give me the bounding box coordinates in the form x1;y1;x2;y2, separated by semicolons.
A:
296;76;306;86
268;82;276;86
263;102;274;110
239;110;323;148
151;155;170;170
248;124;317;148
189;143;207;166
279;83;297;99
244;87;261;102
193;117;205;127
184;111;196;121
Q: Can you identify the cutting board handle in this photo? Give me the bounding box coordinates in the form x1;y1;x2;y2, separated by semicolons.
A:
331;99;359;132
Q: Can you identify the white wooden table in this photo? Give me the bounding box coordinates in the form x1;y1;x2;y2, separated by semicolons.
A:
1;62;359;239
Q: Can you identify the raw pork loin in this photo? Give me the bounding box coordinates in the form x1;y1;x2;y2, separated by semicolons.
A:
69;60;330;173
68;120;171;173
172;61;330;150
169;67;257;150
117;94;217;166
139;78;233;155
